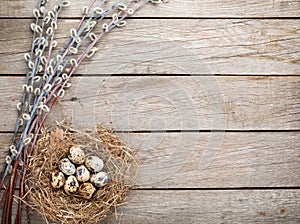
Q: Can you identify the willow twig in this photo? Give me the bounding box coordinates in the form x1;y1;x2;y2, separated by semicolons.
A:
0;0;167;223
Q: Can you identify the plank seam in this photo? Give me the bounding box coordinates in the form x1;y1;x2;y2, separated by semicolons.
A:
1;17;300;20
1;74;300;77
3;187;300;191
1;130;300;134
134;187;300;190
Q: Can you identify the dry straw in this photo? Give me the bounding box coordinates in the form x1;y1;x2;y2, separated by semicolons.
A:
26;122;138;224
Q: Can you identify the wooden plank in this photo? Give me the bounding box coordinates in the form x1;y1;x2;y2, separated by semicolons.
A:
1;132;299;188
1;0;300;18
0;19;299;75
0;76;299;131
121;190;300;224
1;190;300;223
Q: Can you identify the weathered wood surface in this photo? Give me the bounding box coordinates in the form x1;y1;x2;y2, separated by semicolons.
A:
1;0;300;223
1;132;299;188
121;190;300;224
1;19;300;75
0;76;299;131
1;190;300;223
1;0;300;18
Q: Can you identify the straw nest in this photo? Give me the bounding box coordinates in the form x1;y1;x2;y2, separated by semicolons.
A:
25;122;138;224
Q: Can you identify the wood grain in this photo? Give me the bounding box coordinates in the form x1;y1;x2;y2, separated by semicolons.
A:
1;19;299;75
1;0;300;18
1;1;299;223
121;190;300;224
0;76;299;131
1;190;299;223
1;131;299;188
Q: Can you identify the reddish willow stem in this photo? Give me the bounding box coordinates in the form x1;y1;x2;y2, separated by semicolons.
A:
1;159;19;224
1;96;58;224
77;0;97;30
15;96;59;224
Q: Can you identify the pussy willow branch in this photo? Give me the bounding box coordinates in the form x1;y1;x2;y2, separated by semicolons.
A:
0;0;64;187
9;0;44;153
1;0;164;187
1;0;167;223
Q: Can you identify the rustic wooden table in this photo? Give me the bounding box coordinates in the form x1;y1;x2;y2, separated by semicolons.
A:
0;0;299;223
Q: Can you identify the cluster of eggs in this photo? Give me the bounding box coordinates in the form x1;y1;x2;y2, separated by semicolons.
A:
51;146;109;199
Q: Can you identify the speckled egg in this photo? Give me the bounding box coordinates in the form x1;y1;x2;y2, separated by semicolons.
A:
68;146;86;165
51;171;65;189
75;165;90;182
78;182;96;200
85;156;104;173
64;175;79;195
59;158;75;175
90;171;109;188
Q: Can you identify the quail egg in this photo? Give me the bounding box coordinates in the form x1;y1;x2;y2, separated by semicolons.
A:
51;171;65;189
78;182;96;200
64;175;79;195
68;146;86;165
90;171;109;188
59;158;76;175
75;165;90;182
85;156;104;173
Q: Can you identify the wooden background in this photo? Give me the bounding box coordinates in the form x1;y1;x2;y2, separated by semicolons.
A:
0;0;300;223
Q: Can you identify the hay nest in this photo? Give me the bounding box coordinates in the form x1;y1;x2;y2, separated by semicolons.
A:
25;122;137;224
